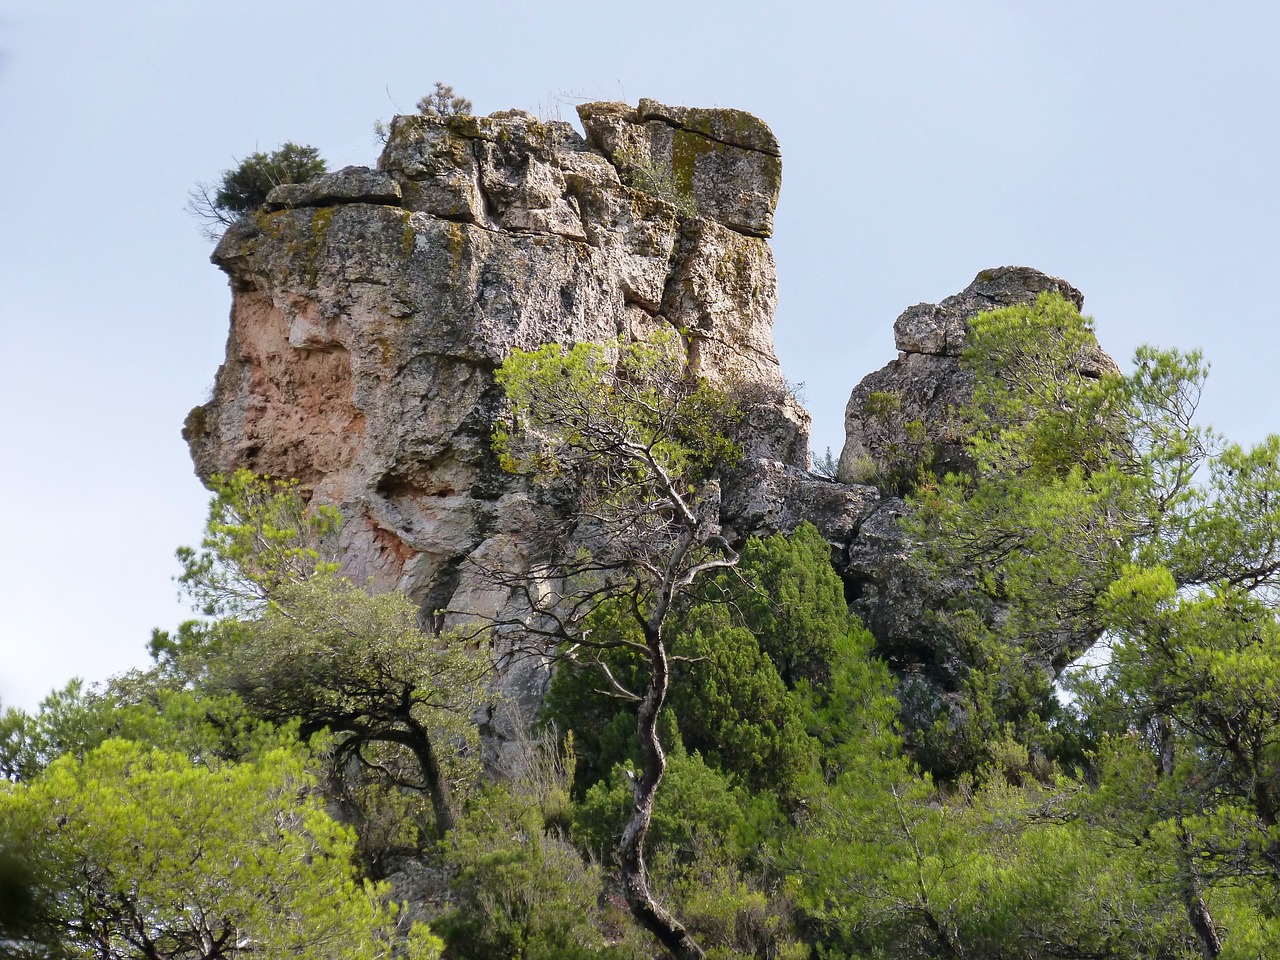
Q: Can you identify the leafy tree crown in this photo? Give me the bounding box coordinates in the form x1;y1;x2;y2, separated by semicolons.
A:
187;142;326;239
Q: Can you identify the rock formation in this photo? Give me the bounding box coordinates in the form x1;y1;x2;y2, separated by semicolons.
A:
186;100;1114;752
185;101;807;739
838;266;1090;486
816;267;1118;738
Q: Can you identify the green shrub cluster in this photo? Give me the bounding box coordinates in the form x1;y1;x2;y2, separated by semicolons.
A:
7;299;1280;958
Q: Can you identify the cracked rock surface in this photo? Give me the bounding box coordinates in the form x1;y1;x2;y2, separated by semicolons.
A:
186;102;808;748
187;103;1119;759
838;266;1103;483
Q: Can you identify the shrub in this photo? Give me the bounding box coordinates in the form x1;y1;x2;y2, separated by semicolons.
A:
416;82;472;117
187;142;326;238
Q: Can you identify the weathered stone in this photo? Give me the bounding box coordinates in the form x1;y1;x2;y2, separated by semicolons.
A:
578;99;782;237
188;103;808;741
264;166;402;210
377;115;488;222
839;266;1115;485
720;458;880;545
812;267;1120;747
191;107;1119;772
637;98;781;156
892;265;1084;357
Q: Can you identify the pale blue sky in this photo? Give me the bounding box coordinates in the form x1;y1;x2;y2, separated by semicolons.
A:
3;1;1278;709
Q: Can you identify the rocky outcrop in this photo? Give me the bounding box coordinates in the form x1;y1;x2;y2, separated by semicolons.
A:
185;102;808;747
806;267;1120;741
188;100;1119;763
838;266;1090;485
577;99;782;238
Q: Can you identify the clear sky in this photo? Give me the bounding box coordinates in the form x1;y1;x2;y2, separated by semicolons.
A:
3;1;1278;710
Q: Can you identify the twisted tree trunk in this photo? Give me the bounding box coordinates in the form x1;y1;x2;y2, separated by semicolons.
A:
618;618;705;960
1158;718;1221;960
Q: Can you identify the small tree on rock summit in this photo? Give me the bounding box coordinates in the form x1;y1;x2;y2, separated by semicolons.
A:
187;142;326;240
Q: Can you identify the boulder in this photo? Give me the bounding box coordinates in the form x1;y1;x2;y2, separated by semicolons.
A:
838;266;1112;485
577;99;782;237
264;166;403;210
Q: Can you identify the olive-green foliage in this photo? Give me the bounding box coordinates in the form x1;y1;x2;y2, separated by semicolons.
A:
1075;732;1280;959
188;143;327;239
544;524;855;797
909;290;1280;950
796;623;901;782
539;601;648;795
573;740;748;864
904;293;1142;775
175;469;341;619
28;293;1280;958
912;293;1132;659
726;522;855;687
495;332;740;489
214;142;326;216
547;615;798;798
439;787;642;960
790;669;1196;960
859;388;937;495
1;680;120;782
662;863;806;960
0;677;293;785
416;82;472;117
668;603;815;794
546;524;867;959
574;744;804;960
0;738;442;960
903;604;1073;783
212;573;487;836
792;768;1194;959
172;469;486;842
1071;566;1280;939
497;330;760;955
215;574;483;759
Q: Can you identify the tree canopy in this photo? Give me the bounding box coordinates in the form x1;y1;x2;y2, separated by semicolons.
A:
0;738;442;960
494;331;744;960
13;295;1280;958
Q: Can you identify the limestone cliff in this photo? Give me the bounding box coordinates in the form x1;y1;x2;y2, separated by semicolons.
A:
185;101;808;731
817;268;1117;728
186;102;1113;744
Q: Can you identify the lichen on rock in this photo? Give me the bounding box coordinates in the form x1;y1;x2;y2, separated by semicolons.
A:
187;101;806;755
189;100;1119;767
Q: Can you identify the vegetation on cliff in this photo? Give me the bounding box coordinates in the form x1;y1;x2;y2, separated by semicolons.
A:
187;143;327;238
4;301;1280;959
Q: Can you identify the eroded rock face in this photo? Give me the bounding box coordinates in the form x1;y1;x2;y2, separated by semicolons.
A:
186;102;808;751
838;266;1098;484
578;100;782;238
809;268;1119;740
189;103;1117;767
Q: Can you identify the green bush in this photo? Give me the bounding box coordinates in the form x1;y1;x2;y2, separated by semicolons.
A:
213;142;326;216
188;142;326;238
417;82;472;117
438;788;641;960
